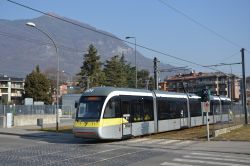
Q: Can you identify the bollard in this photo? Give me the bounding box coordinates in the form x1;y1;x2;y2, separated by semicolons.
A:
37;118;43;129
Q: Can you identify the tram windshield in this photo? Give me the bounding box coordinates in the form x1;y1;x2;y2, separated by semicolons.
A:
76;96;106;120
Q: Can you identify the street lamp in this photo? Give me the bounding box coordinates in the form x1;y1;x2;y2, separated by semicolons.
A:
62;70;72;83
125;36;137;88
26;22;60;132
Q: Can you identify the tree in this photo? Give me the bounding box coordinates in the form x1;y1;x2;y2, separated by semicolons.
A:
103;55;127;87
119;55;136;88
137;69;154;90
77;44;104;89
24;65;52;104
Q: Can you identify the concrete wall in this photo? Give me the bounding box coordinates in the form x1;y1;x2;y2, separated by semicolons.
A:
0;116;6;128
214;124;243;137
13;115;57;127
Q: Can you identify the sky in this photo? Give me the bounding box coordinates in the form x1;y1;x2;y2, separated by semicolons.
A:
1;0;250;76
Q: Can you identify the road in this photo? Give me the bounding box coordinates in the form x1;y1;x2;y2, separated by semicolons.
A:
0;134;250;166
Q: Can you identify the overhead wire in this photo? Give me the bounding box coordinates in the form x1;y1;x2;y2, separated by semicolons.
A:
5;0;236;76
219;51;240;63
157;0;243;49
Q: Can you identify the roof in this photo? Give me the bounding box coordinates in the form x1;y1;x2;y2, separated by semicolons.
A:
154;90;199;99
167;72;231;82
0;76;24;82
81;86;152;97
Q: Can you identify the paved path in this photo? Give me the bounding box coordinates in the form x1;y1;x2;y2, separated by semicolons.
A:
1;120;250;166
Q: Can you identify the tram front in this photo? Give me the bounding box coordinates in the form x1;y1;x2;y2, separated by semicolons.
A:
73;95;105;139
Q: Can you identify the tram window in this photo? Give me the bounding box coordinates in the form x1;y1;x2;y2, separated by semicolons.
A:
210;100;220;115
157;98;169;120
77;96;105;119
169;99;182;119
78;103;86;117
221;101;231;114
143;98;154;121
131;98;143;122
121;100;130;115
77;102;102;119
190;99;201;117
103;97;121;118
157;98;185;120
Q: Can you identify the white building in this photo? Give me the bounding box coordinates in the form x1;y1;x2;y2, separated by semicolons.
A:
0;75;24;104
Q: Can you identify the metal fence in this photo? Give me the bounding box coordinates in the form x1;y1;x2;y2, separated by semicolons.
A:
0;105;76;122
0;105;76;116
208;103;250;136
0;105;56;116
61;105;76;118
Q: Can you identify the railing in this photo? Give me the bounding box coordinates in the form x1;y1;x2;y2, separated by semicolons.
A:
0;85;8;88
0;105;56;115
11;85;24;89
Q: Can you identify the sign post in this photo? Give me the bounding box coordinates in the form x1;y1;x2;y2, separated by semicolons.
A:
202;101;210;141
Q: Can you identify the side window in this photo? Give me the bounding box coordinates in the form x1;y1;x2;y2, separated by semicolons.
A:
103;96;121;118
221;101;231;114
157;98;184;120
157;98;169;120
121;100;130;115
143;98;154;121
190;99;201;117
169;100;178;119
131;98;143;122
210;100;220;115
78;103;86;117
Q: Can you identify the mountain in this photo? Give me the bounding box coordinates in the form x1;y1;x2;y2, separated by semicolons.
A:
0;15;176;79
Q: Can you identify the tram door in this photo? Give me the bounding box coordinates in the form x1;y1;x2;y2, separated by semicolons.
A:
180;100;188;128
121;98;132;137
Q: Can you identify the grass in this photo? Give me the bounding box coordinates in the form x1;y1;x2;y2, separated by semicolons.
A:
148;124;250;141
147;125;209;140
34;124;250;141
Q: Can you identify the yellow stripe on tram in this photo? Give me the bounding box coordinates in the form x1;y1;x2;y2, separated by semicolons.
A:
74;118;128;128
74;121;100;128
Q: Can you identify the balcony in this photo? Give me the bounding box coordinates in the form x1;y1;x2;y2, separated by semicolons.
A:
11;93;22;97
0;92;8;96
0;84;8;88
196;80;218;85
11;85;24;89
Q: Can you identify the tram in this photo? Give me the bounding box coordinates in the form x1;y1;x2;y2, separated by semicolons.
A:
73;87;231;139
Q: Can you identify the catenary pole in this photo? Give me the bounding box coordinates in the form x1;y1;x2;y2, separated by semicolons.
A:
241;48;248;124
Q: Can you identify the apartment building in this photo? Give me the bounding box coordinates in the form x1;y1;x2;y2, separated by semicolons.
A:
0;75;25;104
162;71;240;101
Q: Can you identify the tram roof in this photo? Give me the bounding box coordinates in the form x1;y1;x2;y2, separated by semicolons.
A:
154;90;187;96
153;90;199;98
81;87;152;97
209;95;231;101
219;96;231;101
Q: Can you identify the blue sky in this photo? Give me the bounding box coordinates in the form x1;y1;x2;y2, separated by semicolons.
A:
1;0;250;76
